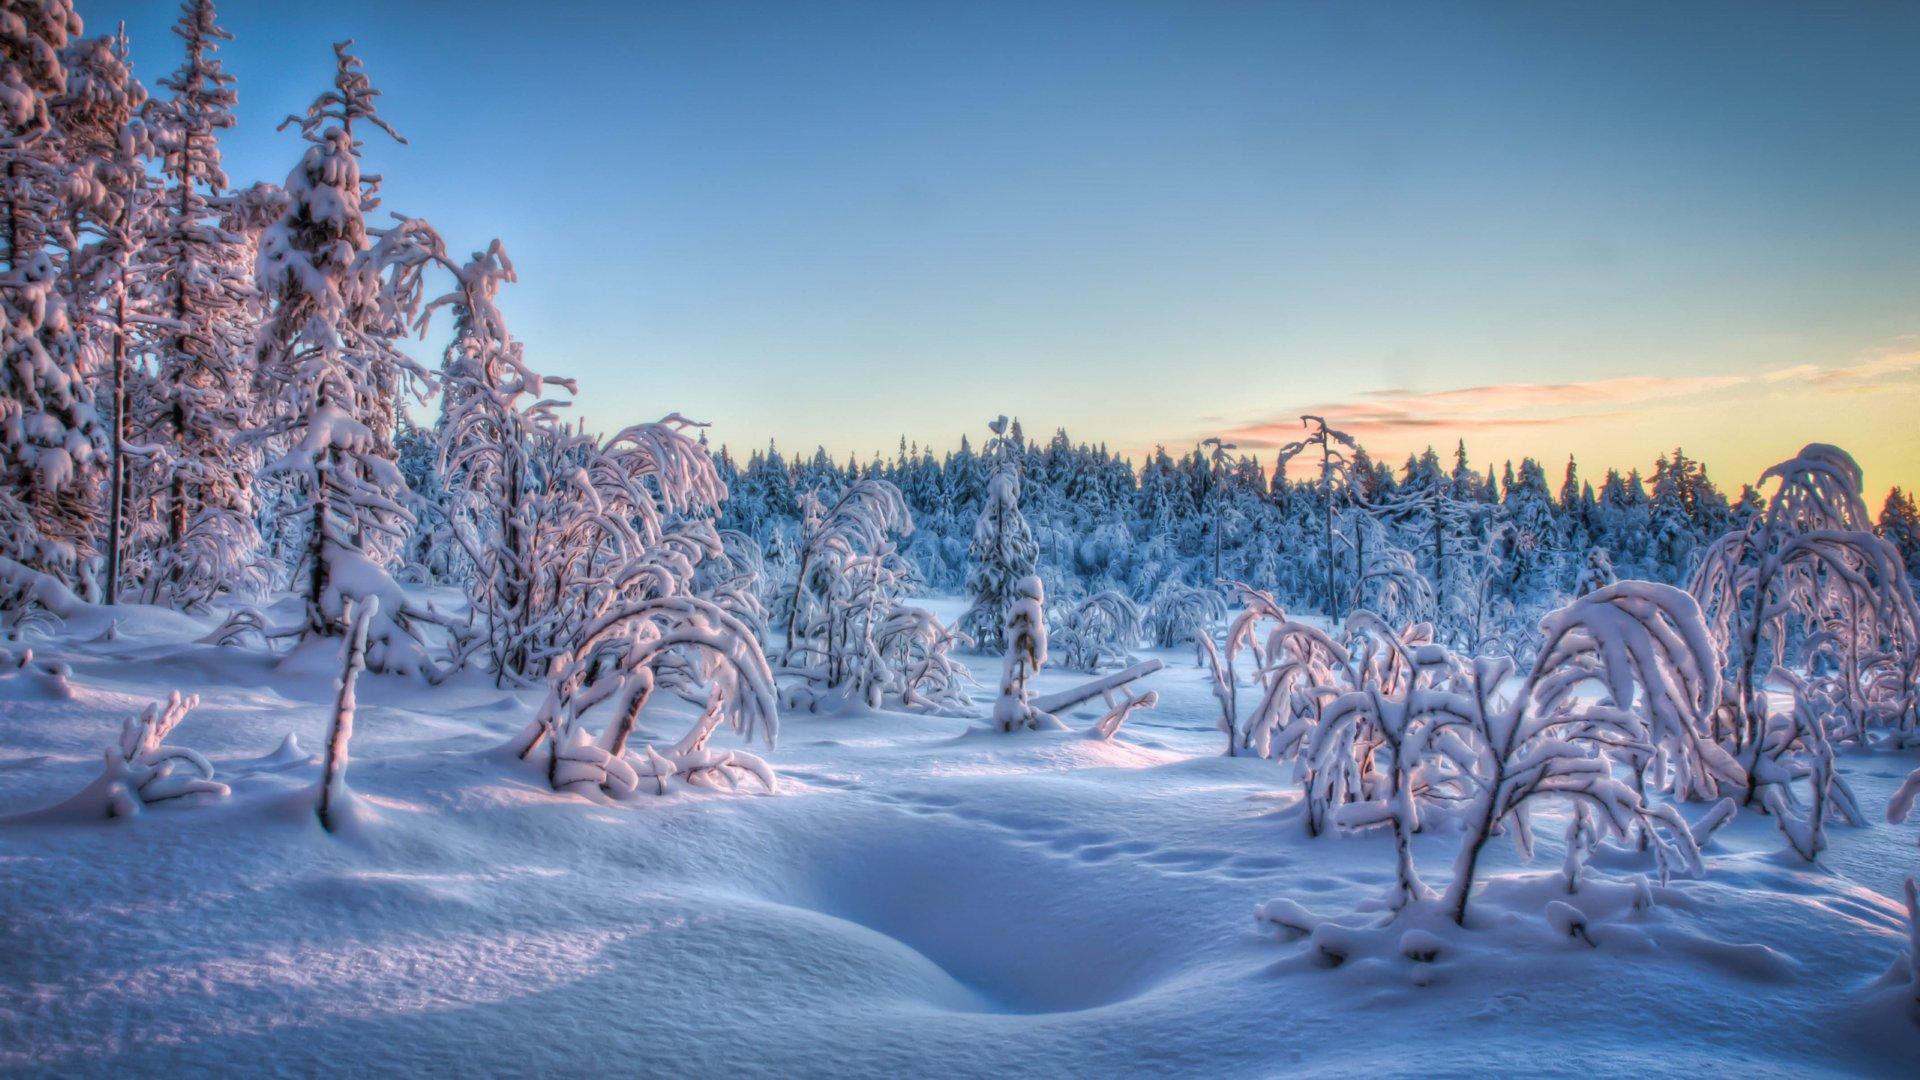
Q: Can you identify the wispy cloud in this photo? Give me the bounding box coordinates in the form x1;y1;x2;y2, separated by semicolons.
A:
1212;347;1920;453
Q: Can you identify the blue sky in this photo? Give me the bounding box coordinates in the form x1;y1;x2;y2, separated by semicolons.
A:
95;1;1920;493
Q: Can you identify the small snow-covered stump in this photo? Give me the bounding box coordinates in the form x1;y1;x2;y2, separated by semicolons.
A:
14;692;228;821
0;644;73;700
317;597;376;832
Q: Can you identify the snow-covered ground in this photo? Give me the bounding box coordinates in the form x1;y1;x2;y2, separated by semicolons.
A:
2;594;1916;1078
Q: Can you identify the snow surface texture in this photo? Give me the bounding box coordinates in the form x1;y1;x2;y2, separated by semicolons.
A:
2;595;1917;1077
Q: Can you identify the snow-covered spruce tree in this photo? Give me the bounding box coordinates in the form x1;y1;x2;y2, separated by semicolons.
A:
962;416;1038;652
0;2;106;586
422;240;579;682
316;596;373;832
136;0;263;609
1422;582;1720;925
1691;445;1920;794
993;574;1061;731
246;41;452;672
1574;547;1617;597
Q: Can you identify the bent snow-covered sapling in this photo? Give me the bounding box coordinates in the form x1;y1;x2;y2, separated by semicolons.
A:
317;597;376;832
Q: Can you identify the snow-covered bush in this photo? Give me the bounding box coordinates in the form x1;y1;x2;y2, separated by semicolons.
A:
872;604;973;713
1693;445;1920;775
506;589;779;799
783;479;910;651
1752;670;1867;860
13;691;227;822
1299;612;1455;907
1421;582;1719;924
425;240;580;682
1145;582;1225;657
1049;588;1142;672
1241;615;1348;780
781;479;918;709
1574;547;1618;597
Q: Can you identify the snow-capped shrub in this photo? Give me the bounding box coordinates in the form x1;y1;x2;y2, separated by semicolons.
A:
1049;588;1142;673
507;590;778;799
425;240;581;683
782;479;920;709
872;604;973;713
1575;547;1618;597
1301;613;1457;909
784;479;911;649
1424;582;1719;924
1753;670;1867;860
1692;445;1920;783
1241;614;1348;771
1145;582;1225;656
1195;631;1239;755
15;691;227;822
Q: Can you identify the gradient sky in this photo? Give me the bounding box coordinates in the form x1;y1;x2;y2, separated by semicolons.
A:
95;1;1920;496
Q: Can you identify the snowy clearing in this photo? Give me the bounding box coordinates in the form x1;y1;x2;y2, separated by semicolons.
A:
2;594;1916;1077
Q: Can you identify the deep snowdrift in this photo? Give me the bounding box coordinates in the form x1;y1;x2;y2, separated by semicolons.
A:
1;595;1916;1078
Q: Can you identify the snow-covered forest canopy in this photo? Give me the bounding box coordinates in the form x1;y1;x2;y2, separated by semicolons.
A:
3;2;1920;1075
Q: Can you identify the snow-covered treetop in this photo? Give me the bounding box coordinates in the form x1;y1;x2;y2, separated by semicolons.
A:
1755;443;1872;534
278;39;404;147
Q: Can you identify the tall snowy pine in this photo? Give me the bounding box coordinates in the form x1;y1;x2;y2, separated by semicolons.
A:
962;415;1038;652
249;40;445;668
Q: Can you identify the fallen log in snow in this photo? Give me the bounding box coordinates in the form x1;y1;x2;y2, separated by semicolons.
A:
1032;658;1164;716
